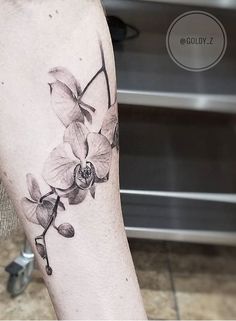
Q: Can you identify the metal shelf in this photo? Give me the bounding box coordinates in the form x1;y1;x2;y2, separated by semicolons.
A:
118;90;236;113
105;0;236;112
136;0;236;10
118;105;236;244
105;0;236;245
121;189;236;203
125;227;236;245
120;190;236;246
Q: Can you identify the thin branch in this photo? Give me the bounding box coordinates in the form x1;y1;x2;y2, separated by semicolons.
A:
79;40;112;110
99;40;111;109
80;67;103;98
39;190;54;203
43;196;60;237
35;196;60;275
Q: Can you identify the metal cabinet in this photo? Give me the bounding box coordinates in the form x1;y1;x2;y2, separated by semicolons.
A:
104;0;236;245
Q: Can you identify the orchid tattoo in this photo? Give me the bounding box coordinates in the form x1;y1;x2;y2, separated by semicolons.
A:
21;41;118;275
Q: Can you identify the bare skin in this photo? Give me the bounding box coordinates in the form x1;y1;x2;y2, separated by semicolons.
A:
0;0;147;319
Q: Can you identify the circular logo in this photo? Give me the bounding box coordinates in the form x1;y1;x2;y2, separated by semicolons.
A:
166;11;227;72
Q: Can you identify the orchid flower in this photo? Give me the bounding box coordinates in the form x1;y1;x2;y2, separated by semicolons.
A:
21;40;118;275
101;104;119;150
21;174;65;228
42;121;112;204
49;67;95;127
21;174;75;275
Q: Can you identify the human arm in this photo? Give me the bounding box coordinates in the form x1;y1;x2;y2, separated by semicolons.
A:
0;0;147;319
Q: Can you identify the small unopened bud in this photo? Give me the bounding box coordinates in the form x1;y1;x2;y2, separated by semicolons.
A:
58;223;75;238
36;243;46;259
46;265;52;275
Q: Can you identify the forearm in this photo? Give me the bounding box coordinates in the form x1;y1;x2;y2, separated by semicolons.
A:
0;0;146;319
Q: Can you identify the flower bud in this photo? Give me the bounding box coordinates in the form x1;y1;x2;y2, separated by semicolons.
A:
58;223;75;238
46;265;52;275
36;243;46;259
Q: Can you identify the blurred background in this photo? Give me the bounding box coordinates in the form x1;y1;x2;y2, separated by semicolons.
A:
1;0;236;319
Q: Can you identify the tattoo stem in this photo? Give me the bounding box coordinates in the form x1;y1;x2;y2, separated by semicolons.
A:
99;40;111;109
80;67;103;98
35;196;60;275
80;40;112;110
39;190;54;203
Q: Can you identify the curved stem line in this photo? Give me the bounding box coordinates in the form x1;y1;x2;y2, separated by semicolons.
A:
35;196;60;275
80;67;103;98
39;190;54;203
80;40;112;110
99;40;111;109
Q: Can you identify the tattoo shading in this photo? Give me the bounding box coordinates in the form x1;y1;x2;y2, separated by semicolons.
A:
21;41;118;275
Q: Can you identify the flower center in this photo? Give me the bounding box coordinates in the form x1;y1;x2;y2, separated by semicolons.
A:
80;165;92;179
75;162;95;189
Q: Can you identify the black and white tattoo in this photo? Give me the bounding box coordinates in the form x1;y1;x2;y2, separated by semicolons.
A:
21;41;118;275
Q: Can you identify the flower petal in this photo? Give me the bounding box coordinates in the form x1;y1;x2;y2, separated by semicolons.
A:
21;198;39;225
36;200;54;228
90;185;96;199
47;197;65;211
36;243;46;259
80;71;109;133
101;104;118;145
78;101;96;124
55;183;77;198
86;133;112;178
49;67;81;97
26;174;42;201
95;175;109;184
79;101;96;113
113;123;119;150
67;187;88;205
80;106;92;124
49;80;84;127
42;143;78;190
64;121;89;161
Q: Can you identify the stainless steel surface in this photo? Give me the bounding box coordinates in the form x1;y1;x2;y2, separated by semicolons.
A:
118;90;236;113
121;192;236;233
105;0;236;112
121;189;236;203
125;227;236;245
22;239;34;257
5;238;34;297
137;0;236;10
105;1;236;245
119;106;236;237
